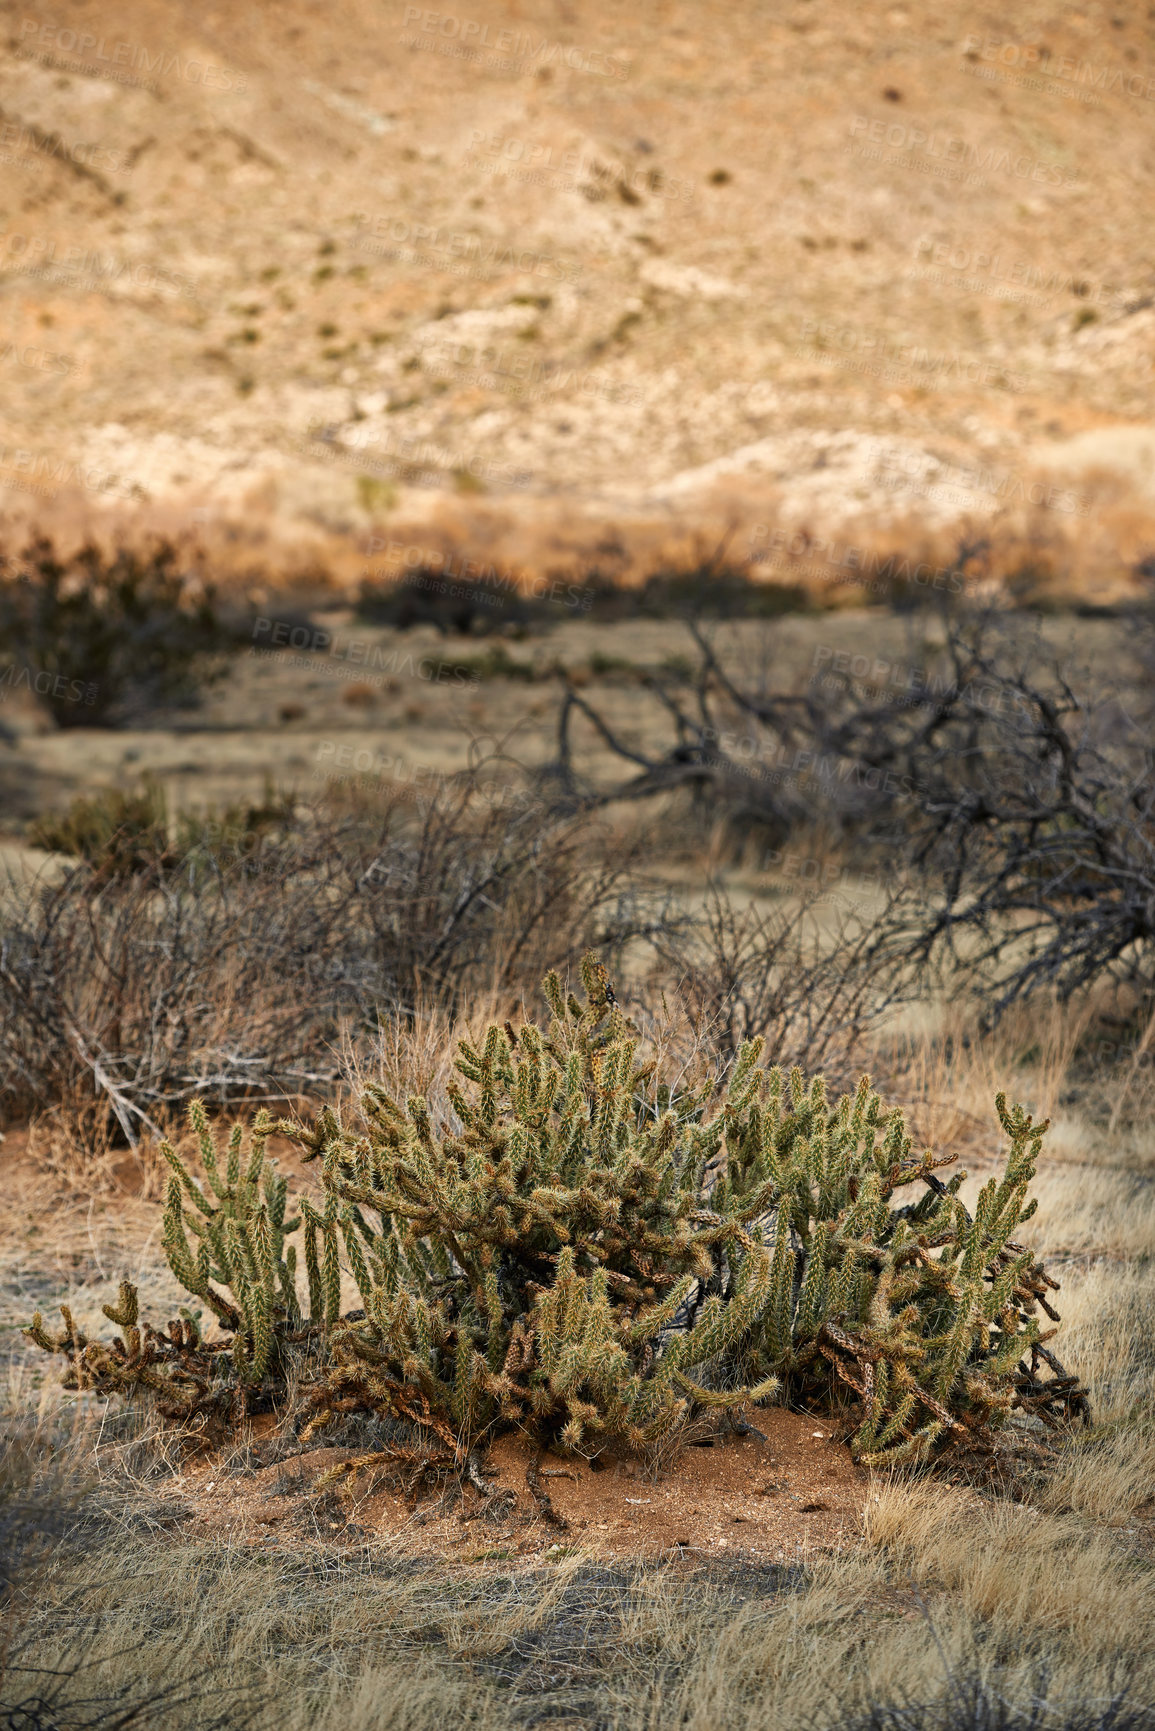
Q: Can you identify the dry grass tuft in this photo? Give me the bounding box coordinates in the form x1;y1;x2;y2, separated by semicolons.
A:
865;1481;1153;1659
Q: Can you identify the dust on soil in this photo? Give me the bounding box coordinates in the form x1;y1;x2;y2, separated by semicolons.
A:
165;1411;869;1565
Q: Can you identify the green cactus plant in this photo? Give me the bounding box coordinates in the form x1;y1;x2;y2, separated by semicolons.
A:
719;1072;1078;1463
275;953;1086;1470
281;954;783;1468
26;955;1088;1473
157;1101;302;1383
25;1106;305;1424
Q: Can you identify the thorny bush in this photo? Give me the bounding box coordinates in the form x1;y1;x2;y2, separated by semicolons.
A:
0;784;654;1142
0;535;229;728
27;955;1088;1495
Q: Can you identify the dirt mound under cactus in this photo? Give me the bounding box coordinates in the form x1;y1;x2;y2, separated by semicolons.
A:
162;1409;870;1564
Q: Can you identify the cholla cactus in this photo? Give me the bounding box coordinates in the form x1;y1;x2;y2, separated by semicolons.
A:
721;1072;1077;1463
26;1104;304;1422
159;1100;301;1382
27;956;1088;1469
288;952;780;1461
281;952;1085;1466
24;1278;224;1420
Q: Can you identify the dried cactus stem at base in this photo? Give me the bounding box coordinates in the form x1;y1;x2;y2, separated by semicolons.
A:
526;1449;570;1530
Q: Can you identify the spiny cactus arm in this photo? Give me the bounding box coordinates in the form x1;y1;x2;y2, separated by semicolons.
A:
161;1182;242;1331
261;1168;299;1247
672;1369;781;1408
24;1312;71;1354
246;1281;273;1382
159;1139;213;1215
794;1223;832;1338
300;1207;326;1327
232;1323;250;1379
995;1091;1049;1144
102;1279;139;1329
980;1246;1035;1323
224;1214;258;1290
757;1208;799;1366
981;1189;1038;1271
177;1306;203;1349
924;1291;982;1401
725;1035;766;1110
680;1247;774;1369
276;1239;301;1323
251;1204;276;1298
542;968;566;1022
188;1098;223;1191
321;1206;342;1326
244;1108;272;1185
340;1209;374;1307
859;1417;948;1468
183;1102;225;1200
624;1273;699;1346
873;1102;913;1173
225;1121;242;1189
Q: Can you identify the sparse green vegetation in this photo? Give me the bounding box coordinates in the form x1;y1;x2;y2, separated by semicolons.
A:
0;535;231;728
29;778;295;876
26;953;1084;1475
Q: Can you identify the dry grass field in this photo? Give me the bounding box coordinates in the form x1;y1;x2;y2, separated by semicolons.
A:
2;981;1153;1729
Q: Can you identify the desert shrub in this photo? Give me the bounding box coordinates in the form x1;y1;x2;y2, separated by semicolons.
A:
0;536;230;726
356;567;534;636
29;778;171;874
27;956;1086;1480
549;605;1155;1018
455;643;538;681
578;560;812;622
634;561;811;619
645;882;909;1078
0;785;653;1137
29;779;296;877
885;618;1155;1018
356;554;814;638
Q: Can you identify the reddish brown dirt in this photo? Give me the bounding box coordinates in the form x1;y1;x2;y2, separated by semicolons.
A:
165;1410;869;1564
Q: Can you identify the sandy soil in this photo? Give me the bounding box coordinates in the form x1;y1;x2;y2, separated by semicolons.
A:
160;1412;871;1566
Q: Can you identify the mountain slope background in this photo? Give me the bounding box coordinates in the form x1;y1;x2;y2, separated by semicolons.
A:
2;0;1154;598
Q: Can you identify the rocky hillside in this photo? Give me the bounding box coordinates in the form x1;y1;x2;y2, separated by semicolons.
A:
2;0;1154;597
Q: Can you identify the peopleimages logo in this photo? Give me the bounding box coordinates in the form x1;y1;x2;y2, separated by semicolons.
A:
0;664;98;707
400;8;628;78
466;132;695;201
0;118;133;178
0;341;74;376
749;528;966;593
0;231;200;301
352;215;582;283
0;447;139;500
16;18;249;91
909;237;1125;310
251;617;481;686
365;538;594;611
847;116;1076;186
796;318;1028;393
961;34;1155;102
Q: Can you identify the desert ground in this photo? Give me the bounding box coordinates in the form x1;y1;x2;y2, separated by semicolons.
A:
2;3;1154;1728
